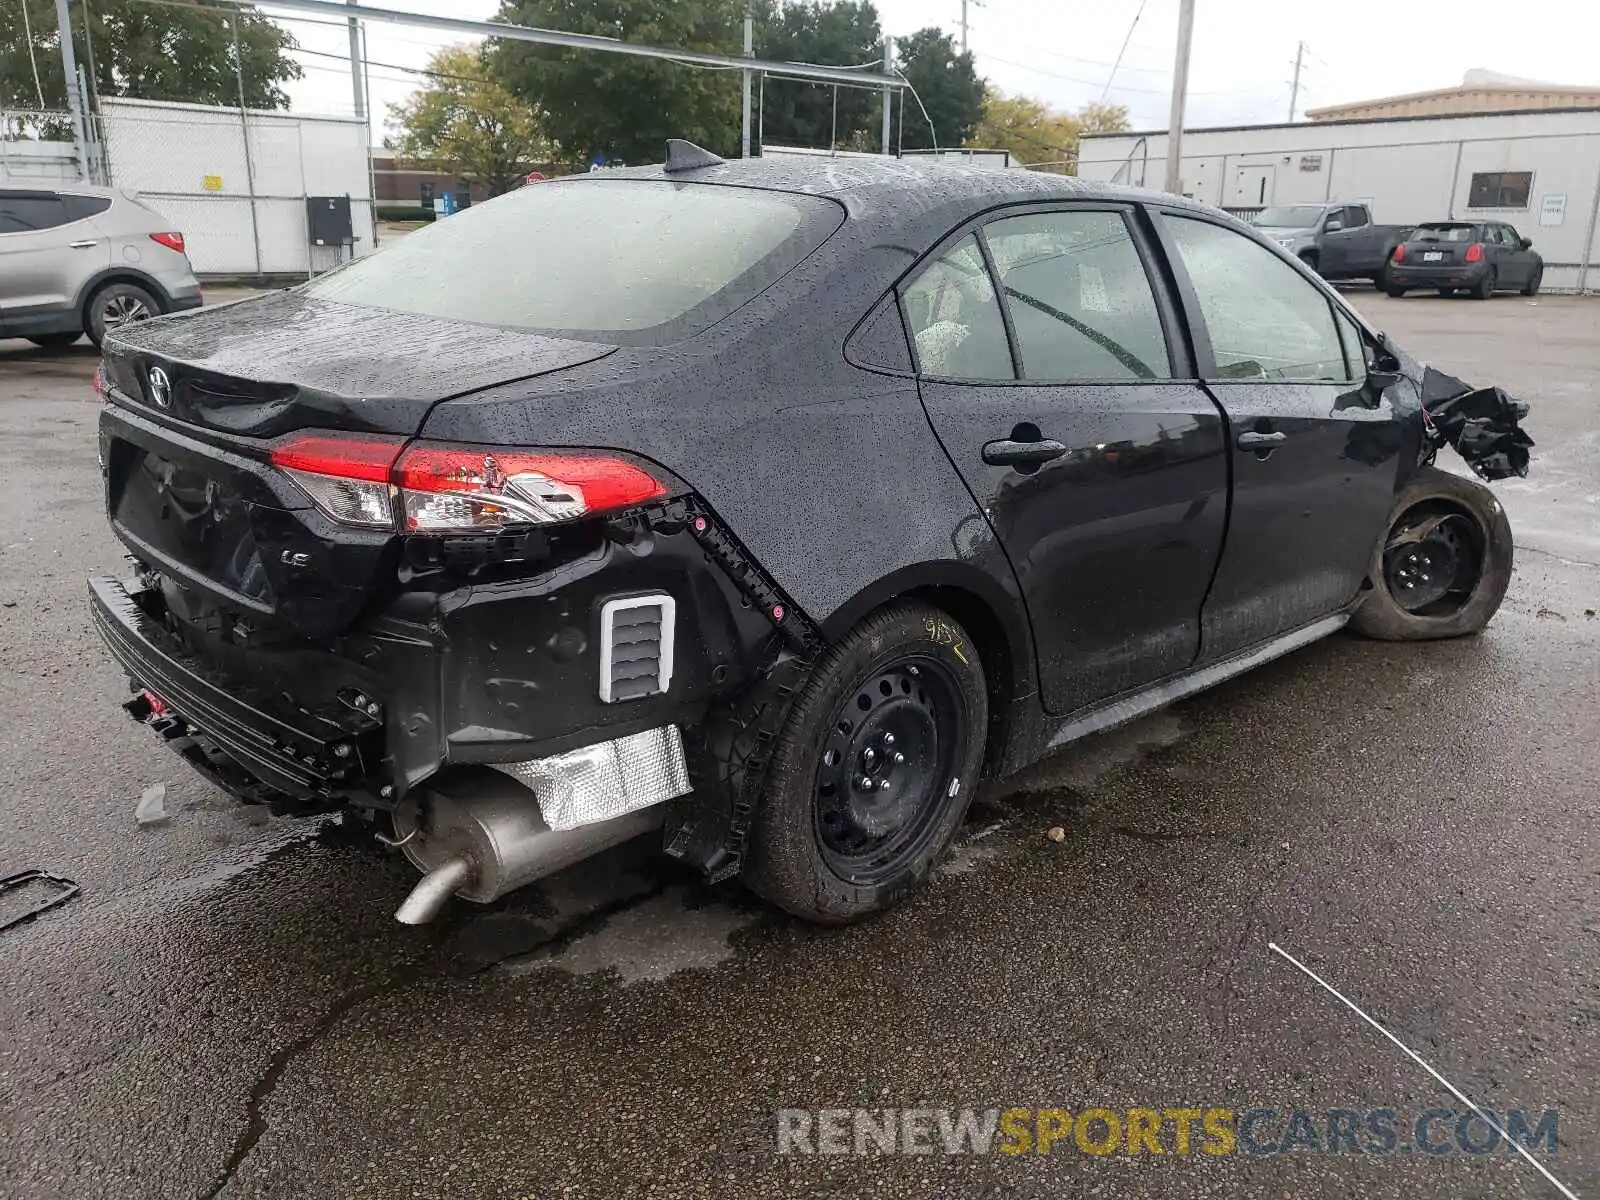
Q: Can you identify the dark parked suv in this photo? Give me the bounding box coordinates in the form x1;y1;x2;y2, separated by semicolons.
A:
1386;221;1544;299
88;148;1530;927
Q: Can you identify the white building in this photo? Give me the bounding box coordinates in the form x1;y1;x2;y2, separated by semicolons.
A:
1078;107;1600;292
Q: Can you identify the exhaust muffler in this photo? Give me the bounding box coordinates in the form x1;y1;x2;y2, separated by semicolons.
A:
390;768;666;925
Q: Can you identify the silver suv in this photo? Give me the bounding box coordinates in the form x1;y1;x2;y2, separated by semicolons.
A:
0;184;203;348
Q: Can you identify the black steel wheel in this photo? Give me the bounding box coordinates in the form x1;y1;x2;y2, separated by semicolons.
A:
1352;467;1513;641
743;602;987;923
1382;511;1479;616
812;656;967;884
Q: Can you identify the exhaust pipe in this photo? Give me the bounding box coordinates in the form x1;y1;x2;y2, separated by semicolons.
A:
394;857;474;926
390;768;666;924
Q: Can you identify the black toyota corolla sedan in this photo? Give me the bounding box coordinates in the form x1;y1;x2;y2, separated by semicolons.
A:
89;144;1531;925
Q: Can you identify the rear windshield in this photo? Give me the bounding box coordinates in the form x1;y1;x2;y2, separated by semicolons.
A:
302;179;843;344
1252;205;1325;226
1410;224;1476;242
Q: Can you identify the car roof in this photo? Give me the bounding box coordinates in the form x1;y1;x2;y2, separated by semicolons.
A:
567;154;1210;219
0;182;132;199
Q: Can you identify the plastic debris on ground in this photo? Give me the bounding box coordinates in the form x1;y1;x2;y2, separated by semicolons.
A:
135;782;169;827
0;871;81;931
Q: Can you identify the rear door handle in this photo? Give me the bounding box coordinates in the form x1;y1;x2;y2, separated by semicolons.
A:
1237;430;1287;449
982;438;1068;467
69;240;98;249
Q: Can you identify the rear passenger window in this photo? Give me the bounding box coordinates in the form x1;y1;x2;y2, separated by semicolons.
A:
63;194;113;222
1162;215;1353;383
901;234;1014;380
983;210;1170;381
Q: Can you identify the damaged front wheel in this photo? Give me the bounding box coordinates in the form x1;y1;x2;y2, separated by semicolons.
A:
1351;466;1513;641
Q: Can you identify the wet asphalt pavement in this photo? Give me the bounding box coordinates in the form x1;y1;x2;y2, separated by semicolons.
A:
1;293;1596;1199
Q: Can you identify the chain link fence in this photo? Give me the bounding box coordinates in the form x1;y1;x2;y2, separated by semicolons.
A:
97;98;374;278
1;110;83;184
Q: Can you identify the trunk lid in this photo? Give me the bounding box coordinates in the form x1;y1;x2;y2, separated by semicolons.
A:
101;289;616;438
98;290;617;640
1403;225;1476;266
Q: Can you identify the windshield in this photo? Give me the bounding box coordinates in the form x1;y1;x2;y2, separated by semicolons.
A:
1252;205;1326;227
1410;224;1477;242
302;179;843;344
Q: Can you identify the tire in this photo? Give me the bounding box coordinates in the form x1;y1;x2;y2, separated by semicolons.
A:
1384;285;1407;298
1470;269;1496;300
741;602;988;924
1299;252;1320;276
86;281;161;347
1522;265;1543;296
1350;467;1513;641
26;332;81;349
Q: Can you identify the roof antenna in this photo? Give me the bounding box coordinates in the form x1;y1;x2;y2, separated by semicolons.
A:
664;139;726;172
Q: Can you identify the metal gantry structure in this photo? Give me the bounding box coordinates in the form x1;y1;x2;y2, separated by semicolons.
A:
204;0;908;156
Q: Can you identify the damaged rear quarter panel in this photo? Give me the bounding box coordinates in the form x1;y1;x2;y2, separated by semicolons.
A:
417;213;1038;704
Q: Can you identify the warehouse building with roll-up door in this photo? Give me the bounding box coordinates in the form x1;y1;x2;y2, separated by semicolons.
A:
1078;105;1600;293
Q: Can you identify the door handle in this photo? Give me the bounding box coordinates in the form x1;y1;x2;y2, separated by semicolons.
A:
69;240;98;249
1237;430;1287;449
982;438;1068;467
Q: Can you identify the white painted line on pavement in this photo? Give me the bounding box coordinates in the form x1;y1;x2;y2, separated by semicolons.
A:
1268;941;1577;1200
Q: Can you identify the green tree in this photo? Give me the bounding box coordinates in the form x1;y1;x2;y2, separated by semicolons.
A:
754;0;884;150
389;45;553;196
893;27;982;151
0;0;301;112
1077;102;1130;135
490;0;745;167
967;90;1131;169
967;89;1076;164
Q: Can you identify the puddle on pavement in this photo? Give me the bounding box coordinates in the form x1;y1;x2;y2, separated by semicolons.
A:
978;712;1188;812
505;886;759;984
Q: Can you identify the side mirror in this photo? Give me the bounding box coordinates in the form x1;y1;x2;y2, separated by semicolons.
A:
1324;219;1344;232
1366;367;1401;393
1520;237;1533;250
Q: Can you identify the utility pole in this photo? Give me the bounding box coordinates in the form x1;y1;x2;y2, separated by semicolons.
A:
1163;0;1195;194
1288;40;1304;122
346;0;365;120
741;9;753;157
52;0;91;179
960;0;968;53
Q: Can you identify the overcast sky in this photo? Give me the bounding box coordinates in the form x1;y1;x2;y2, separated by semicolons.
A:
272;0;1600;144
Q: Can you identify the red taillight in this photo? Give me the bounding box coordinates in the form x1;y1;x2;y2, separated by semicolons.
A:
1392;243;1406;263
93;361;109;401
149;231;185;253
269;432;404;482
393;444;668;531
269;432;404;529
1465;242;1484;263
267;434;669;532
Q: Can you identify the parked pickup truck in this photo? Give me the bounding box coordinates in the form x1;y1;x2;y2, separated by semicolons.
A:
1252;202;1413;283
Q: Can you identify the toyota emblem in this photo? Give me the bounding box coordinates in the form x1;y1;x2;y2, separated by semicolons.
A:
148;365;172;410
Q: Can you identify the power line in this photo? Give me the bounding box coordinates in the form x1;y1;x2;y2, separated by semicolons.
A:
1099;0;1148;104
976;49;1278;98
18;0;47;109
288;43;477;84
